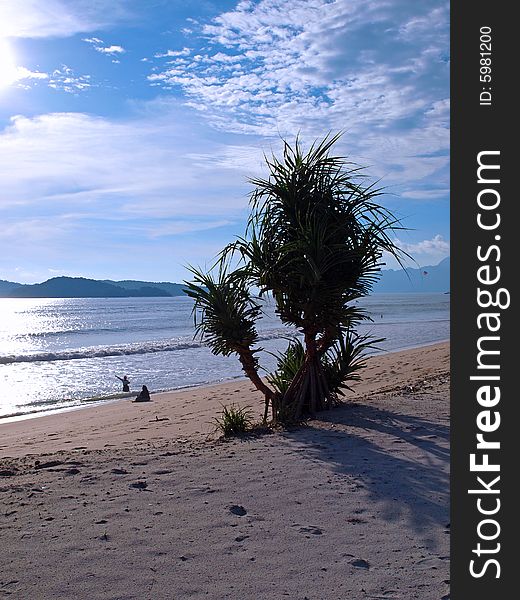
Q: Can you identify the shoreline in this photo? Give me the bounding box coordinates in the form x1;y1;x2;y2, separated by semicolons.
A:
1;338;449;425
0;341;449;459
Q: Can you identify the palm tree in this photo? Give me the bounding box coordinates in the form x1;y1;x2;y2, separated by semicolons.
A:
185;133;406;423
183;263;277;421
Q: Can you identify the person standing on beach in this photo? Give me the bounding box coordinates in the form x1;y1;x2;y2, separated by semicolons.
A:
116;375;130;392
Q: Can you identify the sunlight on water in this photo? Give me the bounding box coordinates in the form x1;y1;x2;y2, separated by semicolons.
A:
0;294;449;420
0;299;75;355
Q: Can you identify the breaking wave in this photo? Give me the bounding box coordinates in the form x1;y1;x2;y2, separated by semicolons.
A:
0;328;297;365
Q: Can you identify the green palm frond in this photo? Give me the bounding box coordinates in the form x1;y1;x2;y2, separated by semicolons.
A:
322;331;382;396
233;132;410;336
183;262;261;358
267;338;306;397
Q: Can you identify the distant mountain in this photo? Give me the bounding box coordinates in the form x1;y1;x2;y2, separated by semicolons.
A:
102;280;187;297
1;261;449;298
372;257;449;293
6;277;175;298
0;279;22;294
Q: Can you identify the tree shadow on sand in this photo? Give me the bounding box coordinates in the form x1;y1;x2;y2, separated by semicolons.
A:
281;396;449;543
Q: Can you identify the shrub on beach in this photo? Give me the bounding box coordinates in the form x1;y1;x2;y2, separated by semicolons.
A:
185;133;406;424
214;404;254;437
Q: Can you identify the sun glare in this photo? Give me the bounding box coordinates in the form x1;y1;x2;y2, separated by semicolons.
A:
0;39;18;89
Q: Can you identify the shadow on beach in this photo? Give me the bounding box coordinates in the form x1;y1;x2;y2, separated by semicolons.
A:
281;394;450;541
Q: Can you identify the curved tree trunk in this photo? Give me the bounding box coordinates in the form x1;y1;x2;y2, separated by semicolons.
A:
236;346;277;423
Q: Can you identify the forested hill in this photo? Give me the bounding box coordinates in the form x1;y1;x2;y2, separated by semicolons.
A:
1;277;187;298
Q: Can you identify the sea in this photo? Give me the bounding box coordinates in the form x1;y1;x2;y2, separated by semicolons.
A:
0;293;449;421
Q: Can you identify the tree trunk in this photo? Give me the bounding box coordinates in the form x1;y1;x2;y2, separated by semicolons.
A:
278;330;331;422
236;347;277;422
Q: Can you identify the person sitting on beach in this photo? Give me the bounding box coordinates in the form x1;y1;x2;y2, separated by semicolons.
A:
133;385;151;402
116;375;130;392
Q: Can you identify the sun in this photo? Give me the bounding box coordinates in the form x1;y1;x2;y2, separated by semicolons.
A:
0;39;19;89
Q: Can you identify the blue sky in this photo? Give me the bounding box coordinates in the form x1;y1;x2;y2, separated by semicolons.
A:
0;0;449;284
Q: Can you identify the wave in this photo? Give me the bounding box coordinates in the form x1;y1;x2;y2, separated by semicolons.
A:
0;328;296;365
20;327;122;338
22;391;133;408
0;340;203;364
359;318;451;326
1;393;130;421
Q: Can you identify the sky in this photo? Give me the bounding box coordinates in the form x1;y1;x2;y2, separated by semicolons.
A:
0;0;449;284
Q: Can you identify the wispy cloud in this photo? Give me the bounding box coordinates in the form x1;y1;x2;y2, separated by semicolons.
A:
149;219;234;238
8;64;91;94
11;66;49;87
48;65;92;93
154;48;191;58
0;110;253;216
95;44;125;55
83;37;125;56
397;234;449;255
381;234;449;269
0;0;131;39
83;37;104;44
0;108;257;280
401;188;450;201
149;0;448;133
146;0;449;204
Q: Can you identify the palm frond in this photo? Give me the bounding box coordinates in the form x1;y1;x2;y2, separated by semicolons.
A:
183;262;261;358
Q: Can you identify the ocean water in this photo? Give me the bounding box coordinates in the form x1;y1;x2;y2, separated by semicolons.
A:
0;293;449;421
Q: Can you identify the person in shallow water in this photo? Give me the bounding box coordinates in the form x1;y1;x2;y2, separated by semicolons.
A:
116;375;130;392
133;385;151;402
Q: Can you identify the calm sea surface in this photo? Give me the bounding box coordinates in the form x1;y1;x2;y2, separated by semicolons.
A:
0;293;449;421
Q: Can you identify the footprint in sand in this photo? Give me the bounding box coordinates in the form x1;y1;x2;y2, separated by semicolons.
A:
34;460;63;470
129;481;148;490
350;558;370;569
293;524;323;536
415;556;445;570
346;517;367;524
0;468;18;477
228;505;247;516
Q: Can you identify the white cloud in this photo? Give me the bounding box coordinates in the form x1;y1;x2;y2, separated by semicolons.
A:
149;220;234;238
0;0;130;39
48;65;91;93
381;234;449;269
95;44;125;55
0;108;263;280
0;110;255;216
154;48;191;58
12;66;49;85
401;189;449;201
82;36;103;44
83;37;125;56
397;234;449;257
146;0;449;201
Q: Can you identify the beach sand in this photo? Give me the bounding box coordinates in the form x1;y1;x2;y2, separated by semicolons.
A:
1;342;449;599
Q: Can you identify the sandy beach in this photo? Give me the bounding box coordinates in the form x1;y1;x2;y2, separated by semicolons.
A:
1;342;449;599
